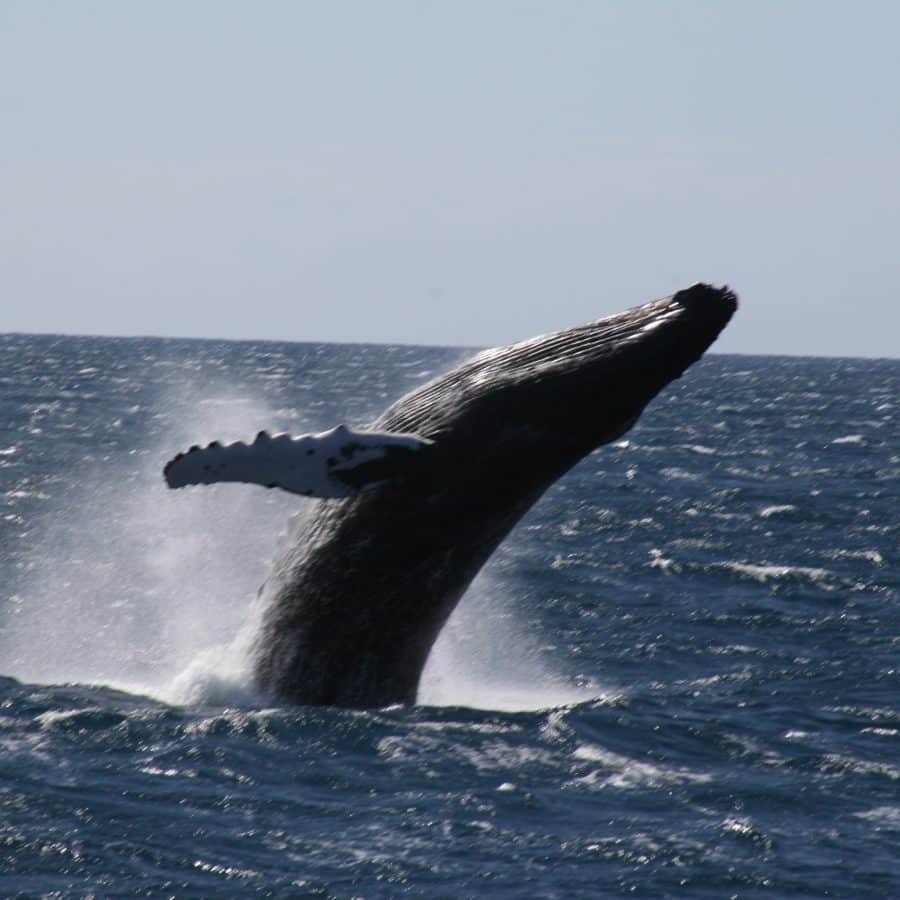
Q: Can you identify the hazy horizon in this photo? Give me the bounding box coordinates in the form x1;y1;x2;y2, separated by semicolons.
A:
5;322;897;364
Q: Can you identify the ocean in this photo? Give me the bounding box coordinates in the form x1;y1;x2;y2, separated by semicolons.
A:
0;333;897;897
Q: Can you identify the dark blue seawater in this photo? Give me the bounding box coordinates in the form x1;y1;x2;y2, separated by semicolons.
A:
0;333;897;898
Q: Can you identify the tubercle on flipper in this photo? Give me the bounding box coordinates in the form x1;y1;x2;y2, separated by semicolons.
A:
164;437;236;486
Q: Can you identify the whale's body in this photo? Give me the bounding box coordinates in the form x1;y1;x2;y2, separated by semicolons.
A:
244;284;737;707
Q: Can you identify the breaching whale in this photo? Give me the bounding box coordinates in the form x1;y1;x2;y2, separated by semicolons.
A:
166;283;737;707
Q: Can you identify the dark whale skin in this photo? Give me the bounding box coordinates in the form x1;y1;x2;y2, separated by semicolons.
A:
251;283;738;707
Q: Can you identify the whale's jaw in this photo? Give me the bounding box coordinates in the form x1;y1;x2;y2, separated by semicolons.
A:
251;284;738;708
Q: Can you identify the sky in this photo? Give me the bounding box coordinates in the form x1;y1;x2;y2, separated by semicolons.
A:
2;1;898;357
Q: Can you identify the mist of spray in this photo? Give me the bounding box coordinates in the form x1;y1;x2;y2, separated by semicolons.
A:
7;381;602;712
420;568;604;712
4;382;297;704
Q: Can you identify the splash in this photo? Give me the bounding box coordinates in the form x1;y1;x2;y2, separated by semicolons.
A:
3;381;295;704
6;380;600;713
419;570;607;712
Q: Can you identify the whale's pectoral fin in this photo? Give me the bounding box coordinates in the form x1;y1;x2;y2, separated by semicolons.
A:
163;425;433;499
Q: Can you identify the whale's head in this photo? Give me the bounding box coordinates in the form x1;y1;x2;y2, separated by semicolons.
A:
372;282;737;503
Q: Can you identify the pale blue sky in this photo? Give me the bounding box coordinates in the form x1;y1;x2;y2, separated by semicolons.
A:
3;1;898;357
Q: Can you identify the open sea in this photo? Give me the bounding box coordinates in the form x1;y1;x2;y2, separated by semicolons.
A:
0;333;897;898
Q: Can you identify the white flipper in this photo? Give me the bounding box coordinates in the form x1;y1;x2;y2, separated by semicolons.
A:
164;425;432;499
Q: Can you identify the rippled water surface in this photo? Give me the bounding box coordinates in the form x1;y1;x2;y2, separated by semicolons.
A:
0;334;897;897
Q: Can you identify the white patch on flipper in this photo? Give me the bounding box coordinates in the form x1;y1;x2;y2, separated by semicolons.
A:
164;425;432;499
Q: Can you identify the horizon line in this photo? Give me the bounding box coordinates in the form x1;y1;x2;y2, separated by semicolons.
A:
1;328;897;364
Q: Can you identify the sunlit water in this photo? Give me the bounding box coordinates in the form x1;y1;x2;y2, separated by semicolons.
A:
0;334;897;896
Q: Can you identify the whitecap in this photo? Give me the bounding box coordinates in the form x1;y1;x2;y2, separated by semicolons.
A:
833;549;884;566
719;561;834;586
820;753;900;780
139;765;196;778
660;467;702;481
647;548;679;574
35;708;98;728
853;806;900;826
192;860;260;881
720;817;773;849
570;744;712;790
377;733;557;772
759;504;797;518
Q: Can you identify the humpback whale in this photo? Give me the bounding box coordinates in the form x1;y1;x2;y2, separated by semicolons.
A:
166;283;737;707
